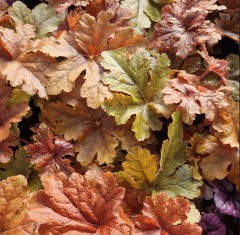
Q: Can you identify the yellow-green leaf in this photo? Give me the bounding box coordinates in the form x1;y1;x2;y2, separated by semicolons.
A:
101;49;173;141
115;146;158;189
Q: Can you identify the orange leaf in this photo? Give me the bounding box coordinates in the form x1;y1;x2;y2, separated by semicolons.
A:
29;169;130;234
0;175;37;234
134;192;202;235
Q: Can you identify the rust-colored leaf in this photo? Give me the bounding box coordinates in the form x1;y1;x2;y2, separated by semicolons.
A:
134;192;202;234
26;123;74;174
150;0;224;59
29;169;130;234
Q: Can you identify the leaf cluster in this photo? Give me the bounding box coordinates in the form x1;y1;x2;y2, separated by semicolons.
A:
0;0;239;234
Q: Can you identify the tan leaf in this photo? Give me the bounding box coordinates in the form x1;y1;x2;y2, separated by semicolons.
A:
41;78;132;165
211;96;239;148
0;24;52;98
0;175;36;234
197;135;239;182
188;133;239;189
29;170;130;234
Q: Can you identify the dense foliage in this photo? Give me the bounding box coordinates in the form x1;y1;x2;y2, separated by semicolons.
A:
0;0;239;234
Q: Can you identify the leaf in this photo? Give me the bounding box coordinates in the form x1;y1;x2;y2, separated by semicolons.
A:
211;96;239;148
0;175;36;234
134;192;202;234
0;24;54;98
25;123;74;174
29;169;130;234
8;1;65;37
215;12;240;43
154;112;202;199
0;81;29;150
41;78;133;166
0;135;16;163
227;54;239;80
115;113;202;199
162;71;229;125
121;0;152;30
150;0;224;59
0;0;8;18
218;0;240;14
38;11;146;108
85;0;132;27
46;0;86;14
115;147;158;189
196;135;239;185
0;147;31;180
213;179;240;217
199;213;226;235
101;49;173;141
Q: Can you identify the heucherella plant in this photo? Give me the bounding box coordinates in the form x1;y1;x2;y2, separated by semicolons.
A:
0;0;239;234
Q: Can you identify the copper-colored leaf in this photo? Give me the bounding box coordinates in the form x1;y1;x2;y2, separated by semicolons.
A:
150;0;224;59
85;0;132;26
187;133;239;190
162;71;229;125
0;24;55;98
26;123;74;174
134;192;202;234
29;169;130;234
0;175;36;234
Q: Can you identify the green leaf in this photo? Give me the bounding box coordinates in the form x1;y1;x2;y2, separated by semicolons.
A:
8;1;65;37
8;87;31;105
227;54;240;80
154;112;203;199
159;112;187;175
145;4;161;22
154;165;203;198
101;49;172;141
27;168;43;192
229;80;239;102
115;146;158;189
121;0;151;32
0;147;31;180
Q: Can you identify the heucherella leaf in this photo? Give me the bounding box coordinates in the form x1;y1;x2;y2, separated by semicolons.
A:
8;1;65;37
101;49;173;141
134;192;202;234
0;147;31;181
121;0;152;30
0;175;37;234
115;147;158;189
154;112;202;198
116;112;202;199
29;169;130;234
